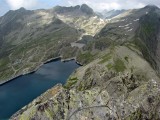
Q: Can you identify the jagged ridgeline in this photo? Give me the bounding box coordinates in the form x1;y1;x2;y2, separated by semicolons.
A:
0;4;160;120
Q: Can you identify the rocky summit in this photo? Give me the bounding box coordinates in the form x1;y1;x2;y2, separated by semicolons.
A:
0;3;160;120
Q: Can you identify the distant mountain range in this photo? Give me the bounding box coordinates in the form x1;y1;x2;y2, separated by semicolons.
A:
97;9;126;19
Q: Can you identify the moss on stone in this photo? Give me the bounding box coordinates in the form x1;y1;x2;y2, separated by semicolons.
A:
106;63;113;70
64;77;78;89
113;58;126;72
125;109;142;120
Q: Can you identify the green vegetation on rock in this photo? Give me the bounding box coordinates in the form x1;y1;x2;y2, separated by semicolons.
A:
99;53;112;64
106;63;113;70
77;52;96;64
113;58;126;72
64;77;78;89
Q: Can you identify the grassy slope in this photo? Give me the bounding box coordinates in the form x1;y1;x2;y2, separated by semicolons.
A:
0;12;80;82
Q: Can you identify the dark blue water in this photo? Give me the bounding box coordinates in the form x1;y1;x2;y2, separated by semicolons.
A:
0;59;79;119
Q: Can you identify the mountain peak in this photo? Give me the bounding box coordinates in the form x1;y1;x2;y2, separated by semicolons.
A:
53;5;80;14
53;4;94;15
18;7;26;10
15;7;27;13
80;4;94;15
144;4;159;10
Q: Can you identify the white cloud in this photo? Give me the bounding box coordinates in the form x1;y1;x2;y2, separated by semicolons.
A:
4;0;160;12
6;0;38;9
92;2;121;10
65;0;160;11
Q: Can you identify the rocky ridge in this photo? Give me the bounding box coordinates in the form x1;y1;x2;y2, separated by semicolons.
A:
11;46;160;120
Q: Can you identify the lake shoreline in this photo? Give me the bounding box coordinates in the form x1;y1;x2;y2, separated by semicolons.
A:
0;57;80;119
0;56;82;86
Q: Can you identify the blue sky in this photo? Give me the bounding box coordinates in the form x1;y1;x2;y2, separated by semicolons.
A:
0;0;160;16
0;0;69;16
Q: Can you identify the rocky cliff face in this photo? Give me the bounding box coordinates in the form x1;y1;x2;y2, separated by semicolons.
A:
135;5;160;73
5;5;160;120
53;4;106;36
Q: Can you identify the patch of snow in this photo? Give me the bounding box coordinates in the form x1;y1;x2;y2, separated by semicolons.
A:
99;18;105;24
125;24;129;27
27;22;32;26
121;19;126;21
124;23;132;27
93;16;98;19
128;28;133;32
119;25;125;28
133;19;139;22
124;27;130;29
